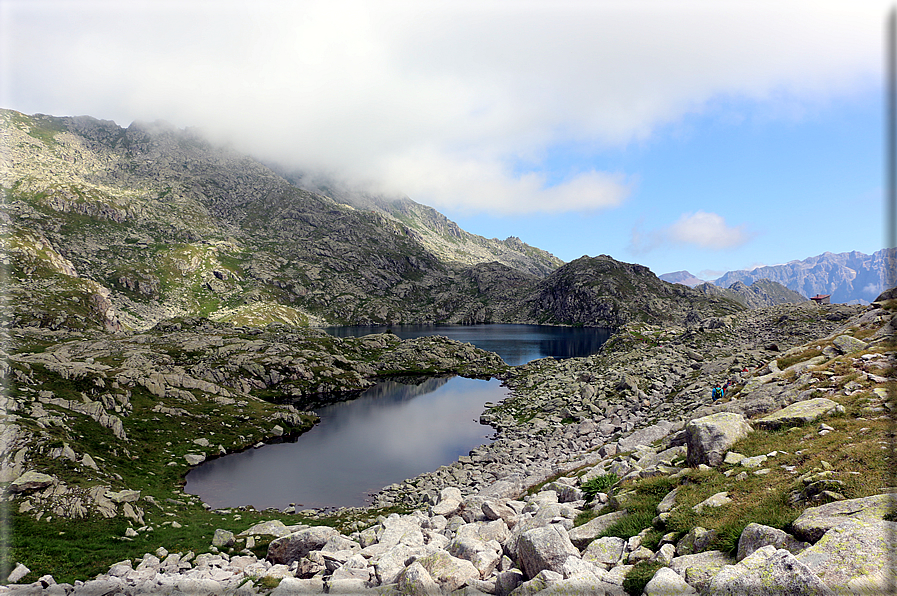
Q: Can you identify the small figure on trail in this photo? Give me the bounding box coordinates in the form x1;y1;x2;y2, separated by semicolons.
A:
711;385;721;401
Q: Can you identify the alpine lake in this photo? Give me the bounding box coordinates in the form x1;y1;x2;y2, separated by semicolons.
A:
184;324;612;510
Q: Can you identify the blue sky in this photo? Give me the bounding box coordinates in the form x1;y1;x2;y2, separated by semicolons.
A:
1;1;889;279
452;89;883;277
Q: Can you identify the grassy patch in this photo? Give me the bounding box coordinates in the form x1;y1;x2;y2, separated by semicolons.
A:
597;475;677;540
581;473;619;502
776;347;823;370
658;385;890;555
623;561;665;596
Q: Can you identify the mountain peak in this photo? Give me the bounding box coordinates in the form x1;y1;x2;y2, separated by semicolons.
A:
659;270;705;287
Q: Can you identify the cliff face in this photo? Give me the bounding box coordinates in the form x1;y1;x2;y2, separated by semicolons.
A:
713;250;895;304
3;109;739;331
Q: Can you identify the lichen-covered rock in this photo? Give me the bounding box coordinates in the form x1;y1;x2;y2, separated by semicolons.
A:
239;519;294;538
415;550;479;592
616;420;677;452
832;334;868;354
447;532;501;578
567;511;627;550
516;525;580;579
708;546;834;596
643;566;697;595
796;519;897;593
496;568;526;595
685;413;752;467
656;487;679;514
508;569;562;595
737;523;809;561
396;560;441;596
212;529;235;548
581;536;626;569
669;550;733;593
267;526;339;564
754;398;841;431
691;491;731;514
675;527;718;556
790;493;896;543
8;470;54;494
378;513;425;548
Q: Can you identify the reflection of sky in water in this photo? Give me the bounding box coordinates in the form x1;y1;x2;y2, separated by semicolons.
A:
324;324;611;365
186;327;612;510
185;377;505;510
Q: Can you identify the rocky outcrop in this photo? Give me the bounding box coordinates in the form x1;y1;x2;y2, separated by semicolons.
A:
754;398;842;430
513;255;743;328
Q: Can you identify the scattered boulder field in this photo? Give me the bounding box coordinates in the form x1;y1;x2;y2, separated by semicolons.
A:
1;295;895;594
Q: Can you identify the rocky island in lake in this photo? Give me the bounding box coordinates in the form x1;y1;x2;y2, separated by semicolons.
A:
1;109;894;595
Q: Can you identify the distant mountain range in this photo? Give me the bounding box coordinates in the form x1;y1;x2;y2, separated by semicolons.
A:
661;249;895;304
658;271;705;287
692;279;808;309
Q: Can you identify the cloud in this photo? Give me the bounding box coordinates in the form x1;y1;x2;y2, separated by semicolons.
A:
375;149;631;214
668;211;753;249
630;211;754;254
863;282;881;296
0;1;888;214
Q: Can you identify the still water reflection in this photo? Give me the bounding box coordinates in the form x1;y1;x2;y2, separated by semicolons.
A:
185;325;612;509
324;324;612;366
185;377;504;509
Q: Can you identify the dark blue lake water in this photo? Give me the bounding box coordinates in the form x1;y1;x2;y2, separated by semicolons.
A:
324;324;612;366
184;325;611;509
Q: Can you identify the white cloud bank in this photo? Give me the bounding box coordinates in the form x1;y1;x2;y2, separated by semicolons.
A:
630;211;754;254
0;0;888;214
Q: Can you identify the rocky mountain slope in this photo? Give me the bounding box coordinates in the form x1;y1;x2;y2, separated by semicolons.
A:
277;171;563;277
1;109;737;331
2;290;892;593
713;249;894;304
692;279;807;309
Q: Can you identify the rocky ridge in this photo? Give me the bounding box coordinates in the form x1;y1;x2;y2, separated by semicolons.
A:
2;294;893;594
276;171;563;278
692;279;807;309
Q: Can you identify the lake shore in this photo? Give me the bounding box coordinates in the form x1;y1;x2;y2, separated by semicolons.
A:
2;300;894;594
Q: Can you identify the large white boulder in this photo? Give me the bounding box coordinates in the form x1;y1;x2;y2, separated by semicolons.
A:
685;413;752;467
708;546;833;596
516;525;581;579
267;526;339;564
796;519;897;593
791;492;896;542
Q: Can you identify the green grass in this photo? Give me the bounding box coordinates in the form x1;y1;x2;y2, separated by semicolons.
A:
623;561;665;596
595;475;678;540
776;348;823;370
581;473;619;502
